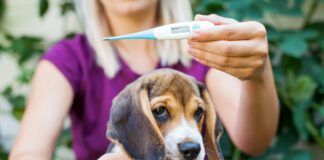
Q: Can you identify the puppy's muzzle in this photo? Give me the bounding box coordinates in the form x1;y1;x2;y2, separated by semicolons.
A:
178;141;201;160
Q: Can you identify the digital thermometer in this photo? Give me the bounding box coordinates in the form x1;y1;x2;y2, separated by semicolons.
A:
103;21;214;41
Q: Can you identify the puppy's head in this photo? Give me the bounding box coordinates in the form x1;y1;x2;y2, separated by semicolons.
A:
107;69;223;160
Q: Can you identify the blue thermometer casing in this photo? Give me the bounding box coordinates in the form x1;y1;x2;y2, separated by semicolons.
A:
103;21;214;41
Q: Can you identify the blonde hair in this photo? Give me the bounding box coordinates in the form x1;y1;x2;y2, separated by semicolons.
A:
74;0;193;78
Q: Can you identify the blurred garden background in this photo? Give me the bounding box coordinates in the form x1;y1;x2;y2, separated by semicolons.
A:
0;0;323;159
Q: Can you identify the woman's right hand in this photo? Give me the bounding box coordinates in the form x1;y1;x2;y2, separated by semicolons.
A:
9;60;74;160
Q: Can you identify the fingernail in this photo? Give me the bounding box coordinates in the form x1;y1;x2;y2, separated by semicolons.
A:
190;32;199;41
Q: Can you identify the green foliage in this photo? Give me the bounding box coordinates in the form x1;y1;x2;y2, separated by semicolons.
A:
60;1;74;16
0;0;5;22
279;36;308;58
283;149;312;160
1;86;26;120
3;35;44;65
0;145;8;160
39;0;49;17
0;1;75;158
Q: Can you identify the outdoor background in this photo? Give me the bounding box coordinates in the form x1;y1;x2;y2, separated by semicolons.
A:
0;0;323;159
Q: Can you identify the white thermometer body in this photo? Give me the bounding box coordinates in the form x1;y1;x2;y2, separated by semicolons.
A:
103;21;214;40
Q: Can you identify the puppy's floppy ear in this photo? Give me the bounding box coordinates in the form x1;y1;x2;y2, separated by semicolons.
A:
106;82;165;160
197;82;224;160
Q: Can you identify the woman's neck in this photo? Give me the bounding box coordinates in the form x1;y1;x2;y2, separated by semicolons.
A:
105;5;158;54
104;5;159;74
107;9;157;36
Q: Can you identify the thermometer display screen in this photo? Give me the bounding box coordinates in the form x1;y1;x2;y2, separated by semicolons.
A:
171;26;190;34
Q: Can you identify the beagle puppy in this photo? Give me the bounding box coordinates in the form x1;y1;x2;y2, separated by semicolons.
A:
106;69;223;160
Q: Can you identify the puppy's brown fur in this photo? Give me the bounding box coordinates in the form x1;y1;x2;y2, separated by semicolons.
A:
106;69;223;160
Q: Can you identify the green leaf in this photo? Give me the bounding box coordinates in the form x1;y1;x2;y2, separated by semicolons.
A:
320;38;324;51
17;69;34;84
293;102;309;140
305;116;324;148
0;44;3;52
61;2;75;16
39;0;49;17
225;0;253;11
287;74;317;103
0;145;9;160
194;0;223;14
272;130;298;153
12;107;25;120
244;8;263;20
57;129;72;147
279;36;308;58
319;107;324;118
7;36;44;65
9;95;26;109
219;131;233;158
267;28;282;41
231;147;241;160
0;85;26;120
302;57;324;86
1;86;12;96
64;32;76;39
258;0;303;16
283;150;311;160
299;29;320;40
0;0;5;22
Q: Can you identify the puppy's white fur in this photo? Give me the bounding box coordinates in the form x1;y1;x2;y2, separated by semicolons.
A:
164;116;205;160
111;145;122;153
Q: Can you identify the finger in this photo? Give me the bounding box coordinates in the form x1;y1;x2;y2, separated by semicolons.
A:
193;57;256;80
188;40;267;57
188;47;264;68
190;21;267;42
194;14;238;25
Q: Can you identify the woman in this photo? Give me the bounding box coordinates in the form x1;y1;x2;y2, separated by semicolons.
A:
10;0;279;160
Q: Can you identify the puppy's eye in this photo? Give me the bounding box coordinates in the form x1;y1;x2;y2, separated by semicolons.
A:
194;107;204;122
152;106;169;123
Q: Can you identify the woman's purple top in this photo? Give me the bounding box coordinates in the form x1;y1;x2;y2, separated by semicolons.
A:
42;34;209;160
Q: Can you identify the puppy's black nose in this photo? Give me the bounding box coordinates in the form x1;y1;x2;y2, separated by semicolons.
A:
178;142;201;160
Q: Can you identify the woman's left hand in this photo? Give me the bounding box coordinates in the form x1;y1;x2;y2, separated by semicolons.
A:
188;14;269;80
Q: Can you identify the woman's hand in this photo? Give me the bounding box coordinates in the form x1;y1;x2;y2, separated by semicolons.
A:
196;14;279;155
188;14;268;80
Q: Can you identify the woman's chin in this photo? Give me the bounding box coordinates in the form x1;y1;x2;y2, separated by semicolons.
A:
115;7;147;16
103;0;158;17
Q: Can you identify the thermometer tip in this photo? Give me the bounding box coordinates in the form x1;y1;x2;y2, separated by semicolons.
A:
103;37;111;41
